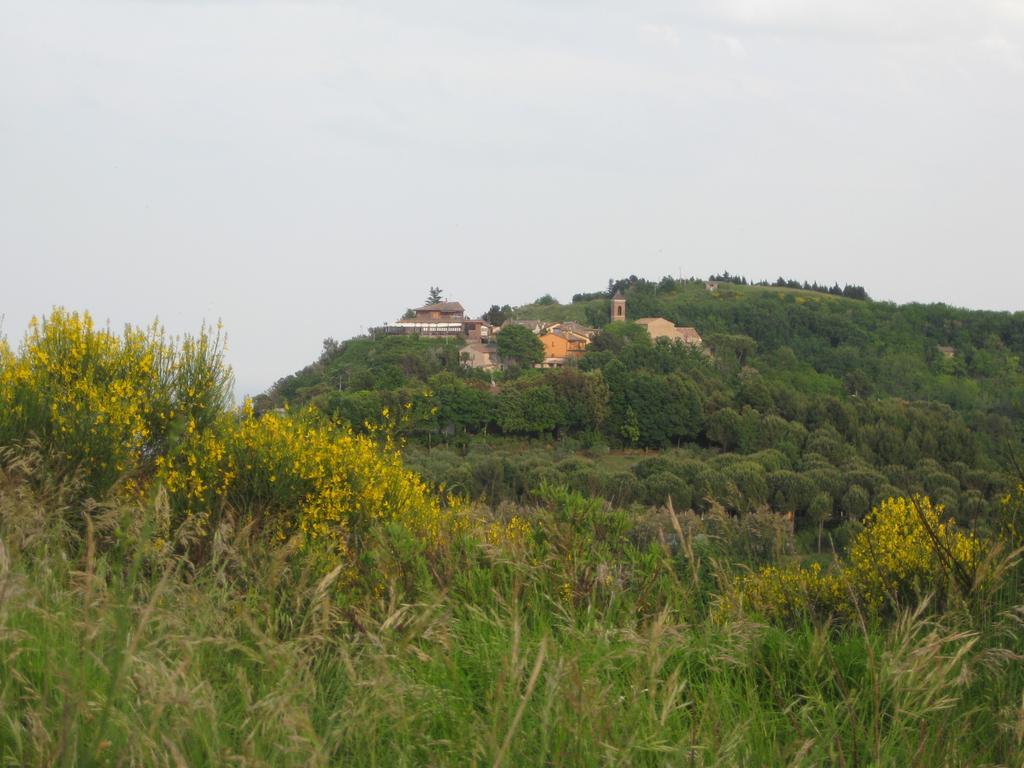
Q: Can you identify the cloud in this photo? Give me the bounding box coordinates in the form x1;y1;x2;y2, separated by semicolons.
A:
638;22;681;47
696;0;1024;42
711;33;747;58
976;33;1024;68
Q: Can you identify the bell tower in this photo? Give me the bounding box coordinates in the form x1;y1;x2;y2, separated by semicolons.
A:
611;290;626;322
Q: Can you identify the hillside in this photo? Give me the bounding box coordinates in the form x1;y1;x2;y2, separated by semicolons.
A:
258;275;1024;540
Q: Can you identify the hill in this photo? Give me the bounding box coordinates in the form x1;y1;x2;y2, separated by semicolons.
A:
258;275;1024;538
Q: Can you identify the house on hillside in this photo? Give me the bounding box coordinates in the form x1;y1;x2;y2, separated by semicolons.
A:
411;301;466;322
538;326;591;367
460;342;500;371
377;300;491;340
555;321;598;339
635;317;703;347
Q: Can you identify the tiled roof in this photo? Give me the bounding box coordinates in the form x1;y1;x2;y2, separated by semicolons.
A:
414;301;465;313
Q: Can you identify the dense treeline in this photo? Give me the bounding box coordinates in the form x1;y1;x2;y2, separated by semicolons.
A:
707;271;869;299
259;276;1023;532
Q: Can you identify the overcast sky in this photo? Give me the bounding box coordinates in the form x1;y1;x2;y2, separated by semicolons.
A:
2;0;1022;398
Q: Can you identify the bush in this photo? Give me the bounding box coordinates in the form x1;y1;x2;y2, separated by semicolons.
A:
731;562;844;623
732;496;984;622
157;404;466;584
642;471;692;509
847;496;981;614
0;309;232;501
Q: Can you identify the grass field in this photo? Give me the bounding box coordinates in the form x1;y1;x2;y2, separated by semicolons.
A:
2;462;1022;766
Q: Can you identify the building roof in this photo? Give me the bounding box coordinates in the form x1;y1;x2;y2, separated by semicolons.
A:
395;317;464;325
502;319;549;333
611;290;625;300
555;321;597;337
550;327;590;342
413;301;465;313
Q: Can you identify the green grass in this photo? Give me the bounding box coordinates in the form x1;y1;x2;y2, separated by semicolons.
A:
2;465;1023;767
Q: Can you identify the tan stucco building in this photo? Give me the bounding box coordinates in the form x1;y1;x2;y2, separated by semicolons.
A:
634;317;703;347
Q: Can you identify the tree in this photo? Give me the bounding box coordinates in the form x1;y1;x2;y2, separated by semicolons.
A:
706;408;743;451
496;325;544;368
496;379;562;435
620;406;640;446
425;286;444;305
617;372;703;448
548;368;610;432
841;484;870;520
808;492;833;552
427;372;492;434
482;304;511;326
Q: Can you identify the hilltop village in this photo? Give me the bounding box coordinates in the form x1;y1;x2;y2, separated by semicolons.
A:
374;291;703;371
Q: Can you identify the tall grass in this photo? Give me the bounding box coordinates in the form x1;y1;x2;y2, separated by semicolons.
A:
2;458;1022;766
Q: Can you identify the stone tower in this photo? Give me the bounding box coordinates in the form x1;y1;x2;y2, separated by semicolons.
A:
611;290;626;322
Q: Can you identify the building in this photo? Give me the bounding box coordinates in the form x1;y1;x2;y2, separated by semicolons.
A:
555;321;598;339
460;342;500;371
634;317;703;347
608;291;702;347
410;301;466;322
501;319;550;334
611;290;626;322
376;300;491;340
538;326;591;367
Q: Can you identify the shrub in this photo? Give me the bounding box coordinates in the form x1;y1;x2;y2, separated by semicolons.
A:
732;496;985;622
642;471;692;509
730;562;844;623
155;404;466;584
632;456;679;480
0;309;231;500
847;495;981;614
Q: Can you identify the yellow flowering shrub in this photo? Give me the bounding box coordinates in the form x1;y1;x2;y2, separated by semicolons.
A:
731;495;985;623
0;309;231;497
847;495;982;614
485;515;533;550
1;309;463;589
156;402;466;582
729;562;845;623
997;483;1023;547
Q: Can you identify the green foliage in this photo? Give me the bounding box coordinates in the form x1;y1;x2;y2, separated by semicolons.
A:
496;377;562;435
496;324;544;368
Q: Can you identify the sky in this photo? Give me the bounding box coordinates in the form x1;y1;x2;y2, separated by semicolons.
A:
1;0;1023;398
